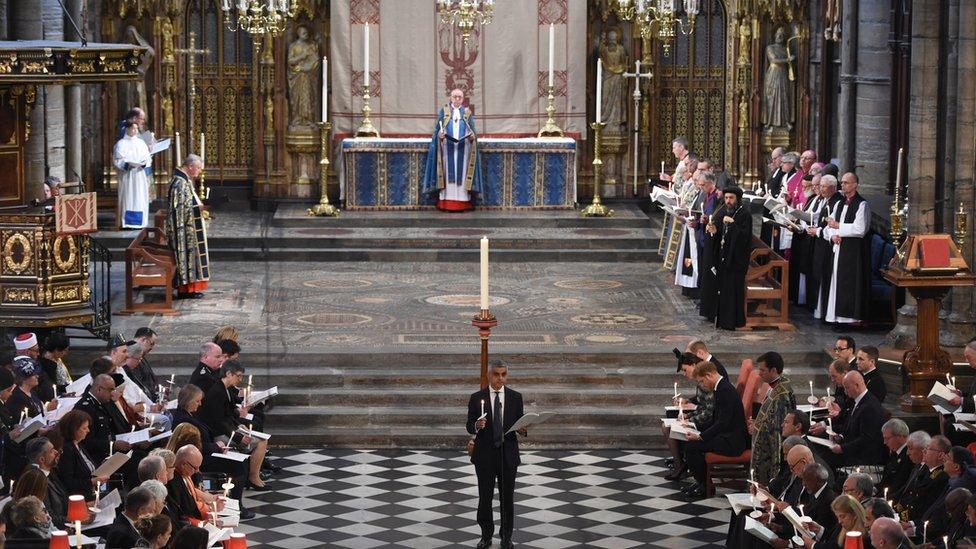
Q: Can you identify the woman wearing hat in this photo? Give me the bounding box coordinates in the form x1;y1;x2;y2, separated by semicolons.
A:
7;357;48;424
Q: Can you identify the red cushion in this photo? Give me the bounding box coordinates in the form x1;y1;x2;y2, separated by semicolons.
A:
705;450;751;464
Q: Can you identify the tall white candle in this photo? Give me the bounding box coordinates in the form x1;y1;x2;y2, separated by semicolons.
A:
480;237;489;310
200;133;205;160
595;58;603;123
895;147;903;191
175;132;182;166
321;56;328;123
548;23;554;88
222;0;229;11
364;23;370;87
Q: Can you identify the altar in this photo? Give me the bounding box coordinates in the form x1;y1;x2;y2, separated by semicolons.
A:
339;138;577;210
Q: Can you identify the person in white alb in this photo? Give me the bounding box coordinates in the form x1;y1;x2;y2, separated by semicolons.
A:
114;120;153;229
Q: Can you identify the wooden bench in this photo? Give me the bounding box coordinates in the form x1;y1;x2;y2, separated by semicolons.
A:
118;226;178;316
741;237;794;331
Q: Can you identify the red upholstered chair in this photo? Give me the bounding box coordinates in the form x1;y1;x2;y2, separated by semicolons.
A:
968;442;976;462
735;360;754;398
704;370;759;497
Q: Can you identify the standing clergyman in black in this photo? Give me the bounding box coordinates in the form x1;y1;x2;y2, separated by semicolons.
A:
466;360;527;549
707;186;754;330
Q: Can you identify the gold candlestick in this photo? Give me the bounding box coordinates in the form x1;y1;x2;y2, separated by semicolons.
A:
198;169;207;200
581;121;613;217
355;84;380;138
955;202;968;249
308;121;340;217
537;85;564;138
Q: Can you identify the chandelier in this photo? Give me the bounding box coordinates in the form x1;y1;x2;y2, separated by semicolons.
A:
437;0;494;44
615;0;700;56
221;0;296;37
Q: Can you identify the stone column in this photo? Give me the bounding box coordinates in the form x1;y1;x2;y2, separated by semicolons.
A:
835;0;858;174
63;0;82;191
852;0;893;197
42;0;65;182
10;0;45;200
946;0;976;344
0;0;8;40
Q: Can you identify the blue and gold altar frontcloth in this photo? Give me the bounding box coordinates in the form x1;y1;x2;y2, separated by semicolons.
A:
339;137;577;209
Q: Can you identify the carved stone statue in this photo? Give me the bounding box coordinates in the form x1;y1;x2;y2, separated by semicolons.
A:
762;27;793;130
123;25;155;113
287;25;320;130
599;29;628;134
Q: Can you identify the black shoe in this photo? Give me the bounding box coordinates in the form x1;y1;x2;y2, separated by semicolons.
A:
239;507;256;521
259;471;272;481
176;292;204;300
683;484;705;499
262;460;283;474
500;539;514;549
664;466;686;481
246;481;271;492
476;538;492;549
664;457;675;468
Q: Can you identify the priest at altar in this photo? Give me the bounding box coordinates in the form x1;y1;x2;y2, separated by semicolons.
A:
165;155;211;300
422;89;484;212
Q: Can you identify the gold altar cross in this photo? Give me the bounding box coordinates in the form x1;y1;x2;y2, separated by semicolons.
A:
174;31;210;153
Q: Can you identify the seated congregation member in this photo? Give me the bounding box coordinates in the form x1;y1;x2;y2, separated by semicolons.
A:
821;371;886;468
170;524;209;549
10;468;56;532
686;340;727;377
74;374;134;464
897;434;950;529
798;463;839;543
891;431;932;505
855;345;886;403
133;513;172;549
106;486;156;549
38;333;72;394
863;498;896;524
937;488;973;548
877;419;914;499
188;342;224;395
0;367;30;485
942;337;976;445
682;361;750;498
802;494;868;549
869;517;913;549
24;437;66;528
920;447;976;541
7;357;49;422
121;342;171;431
132;327;161;400
811;359;853;436
7;495;51;541
663;353;713;481
842;473;875;507
166;445;225;527
750;351;797;486
53;410;105;500
138;458;186;531
200;360;269;491
12;332;56;403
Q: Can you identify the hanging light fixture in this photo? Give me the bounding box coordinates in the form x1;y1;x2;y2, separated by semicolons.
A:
437;0;494;44
221;0;296;37
615;0;700;56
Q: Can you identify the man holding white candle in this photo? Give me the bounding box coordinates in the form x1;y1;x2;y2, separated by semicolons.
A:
422;89;484;212
466;360;526;549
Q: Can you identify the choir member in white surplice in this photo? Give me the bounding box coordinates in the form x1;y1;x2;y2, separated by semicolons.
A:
113;120;152;229
820;172;871;324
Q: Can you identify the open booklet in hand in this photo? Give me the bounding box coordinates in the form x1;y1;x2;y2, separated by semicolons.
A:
929;381;957;411
504;411;555;435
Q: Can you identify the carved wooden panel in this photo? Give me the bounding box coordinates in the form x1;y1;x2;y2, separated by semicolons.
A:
0;88;24;207
185;0;255;183
652;0;727;169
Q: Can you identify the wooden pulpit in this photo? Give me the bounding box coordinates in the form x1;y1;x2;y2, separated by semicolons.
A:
883;234;975;412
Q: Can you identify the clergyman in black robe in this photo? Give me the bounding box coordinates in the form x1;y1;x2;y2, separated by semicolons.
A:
709;186;753;331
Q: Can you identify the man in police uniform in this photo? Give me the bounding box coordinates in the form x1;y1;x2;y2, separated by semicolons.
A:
75;374;133;463
188;342;224;394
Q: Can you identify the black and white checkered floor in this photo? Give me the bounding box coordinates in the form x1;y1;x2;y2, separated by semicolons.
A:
237;449;730;548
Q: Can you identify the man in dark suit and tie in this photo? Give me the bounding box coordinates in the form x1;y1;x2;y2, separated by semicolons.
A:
466;360;527;549
682;361;749;498
105;486;155;549
25;437;67;528
878;419;914;499
822;370;886;467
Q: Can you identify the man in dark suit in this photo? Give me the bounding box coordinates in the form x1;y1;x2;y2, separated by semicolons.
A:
188;342;224;395
682;361;749;498
878;419;914;499
870;517;915;549
822;370;886;467
898;435;950;527
856;345;887;403
105;486;155;549
25;438;67;528
941;337;976;444
796;463;838;540
166;445;224;526
687;340;728;378
466;360;527;549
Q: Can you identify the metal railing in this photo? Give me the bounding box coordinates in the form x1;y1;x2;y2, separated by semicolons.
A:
81;236;112;340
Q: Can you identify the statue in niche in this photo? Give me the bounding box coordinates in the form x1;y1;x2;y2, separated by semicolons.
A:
762;27;794;130
599;29;629;134
122;26;155;114
287;25;320;130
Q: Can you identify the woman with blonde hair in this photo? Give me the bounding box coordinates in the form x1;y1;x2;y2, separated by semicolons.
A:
801;494;870;549
213;326;239;343
166;422;203;454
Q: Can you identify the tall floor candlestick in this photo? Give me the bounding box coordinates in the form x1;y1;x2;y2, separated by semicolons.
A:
308;121;339;217
581;121;613;217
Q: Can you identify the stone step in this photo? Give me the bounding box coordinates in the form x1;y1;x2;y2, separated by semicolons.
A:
259;387;668;407
265;425;661;450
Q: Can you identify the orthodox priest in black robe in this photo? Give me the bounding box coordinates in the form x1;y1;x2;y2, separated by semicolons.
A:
708;186;753;330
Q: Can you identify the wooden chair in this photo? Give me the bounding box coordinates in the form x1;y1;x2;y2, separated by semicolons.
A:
735;359;754;398
118;227;178;316
704;370;760;497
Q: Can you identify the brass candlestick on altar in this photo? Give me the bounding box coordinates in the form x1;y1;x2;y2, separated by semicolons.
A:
537;85;563;138
890;147;907;243
472;309;499;390
355;84;380;138
955;202;969;249
581;121;613;217
308;121;340;217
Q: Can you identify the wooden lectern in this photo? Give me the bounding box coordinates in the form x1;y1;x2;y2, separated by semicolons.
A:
883;234;975;412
